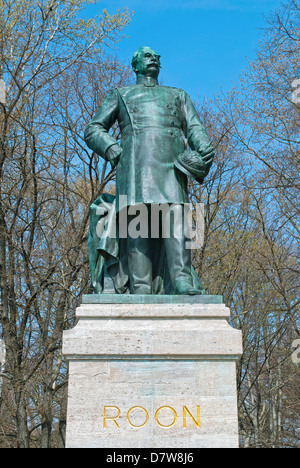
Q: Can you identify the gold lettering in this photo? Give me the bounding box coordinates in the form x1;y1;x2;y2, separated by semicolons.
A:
103;406;121;429
155;406;177;428
127;406;149;428
183;406;200;428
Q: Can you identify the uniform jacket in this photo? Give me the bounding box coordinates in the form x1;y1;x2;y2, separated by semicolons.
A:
84;76;213;209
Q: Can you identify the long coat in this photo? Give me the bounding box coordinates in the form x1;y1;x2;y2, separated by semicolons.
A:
84;80;213;210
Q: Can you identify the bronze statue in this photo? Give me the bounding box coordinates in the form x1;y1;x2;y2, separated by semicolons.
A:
85;47;214;295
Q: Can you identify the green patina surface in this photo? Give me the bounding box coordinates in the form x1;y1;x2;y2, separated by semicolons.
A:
82;294;223;305
85;47;215;296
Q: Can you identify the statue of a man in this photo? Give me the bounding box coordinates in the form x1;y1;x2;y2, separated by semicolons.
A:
84;46;214;295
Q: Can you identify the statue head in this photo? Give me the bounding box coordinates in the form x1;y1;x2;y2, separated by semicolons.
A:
131;46;161;79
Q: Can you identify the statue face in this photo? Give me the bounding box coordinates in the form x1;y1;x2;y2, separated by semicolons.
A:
134;47;161;79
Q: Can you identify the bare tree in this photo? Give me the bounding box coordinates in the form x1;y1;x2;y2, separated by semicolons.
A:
191;0;300;448
0;0;132;448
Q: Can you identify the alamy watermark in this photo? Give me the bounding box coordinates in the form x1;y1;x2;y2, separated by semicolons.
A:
291;79;300;106
95;196;205;250
291;339;300;364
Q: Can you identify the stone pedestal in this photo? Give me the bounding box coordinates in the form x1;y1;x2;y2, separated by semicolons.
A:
62;295;243;448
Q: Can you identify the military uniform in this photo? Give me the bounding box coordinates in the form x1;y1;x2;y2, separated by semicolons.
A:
85;75;213;209
85;75;213;294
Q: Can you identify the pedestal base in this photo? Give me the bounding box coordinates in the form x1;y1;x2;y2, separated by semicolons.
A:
63;295;243;448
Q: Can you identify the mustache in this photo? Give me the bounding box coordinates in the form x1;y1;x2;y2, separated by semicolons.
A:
148;62;162;69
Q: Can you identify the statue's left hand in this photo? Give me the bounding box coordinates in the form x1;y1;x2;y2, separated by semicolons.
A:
200;146;215;166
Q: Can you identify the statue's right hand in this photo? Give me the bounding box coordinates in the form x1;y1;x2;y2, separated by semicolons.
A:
106;144;122;168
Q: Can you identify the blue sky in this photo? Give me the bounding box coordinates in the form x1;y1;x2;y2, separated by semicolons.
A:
86;0;284;101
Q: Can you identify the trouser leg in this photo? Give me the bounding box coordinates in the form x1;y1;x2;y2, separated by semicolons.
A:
163;204;200;294
164;236;192;285
127;212;152;294
162;204;192;287
125;204;200;295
